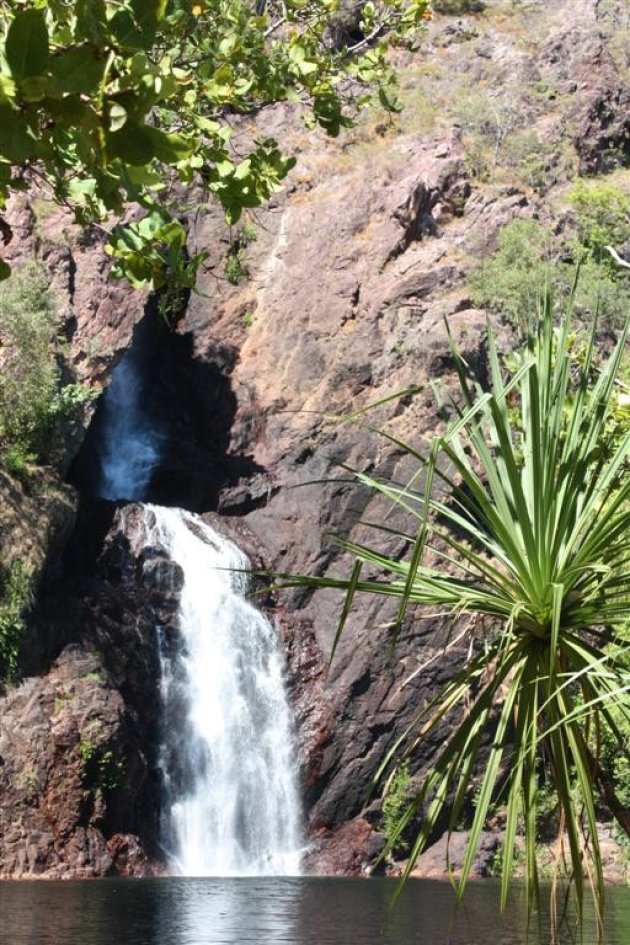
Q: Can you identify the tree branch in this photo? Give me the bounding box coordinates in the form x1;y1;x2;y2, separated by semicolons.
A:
605;245;630;270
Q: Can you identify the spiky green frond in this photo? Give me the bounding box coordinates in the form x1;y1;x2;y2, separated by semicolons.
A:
278;286;630;936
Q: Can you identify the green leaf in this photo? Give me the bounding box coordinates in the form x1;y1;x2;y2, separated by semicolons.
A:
233;159;252;181
6;10;50;80
132;0;168;29
106;124;156;166
330;559;363;668
0;76;16;101
297;60;319;76
50;45;106;95
289;44;306;63
67;177;98;201
215;159;234;178
225;205;242;225
378;86;403;113
144;128;194;163
109;9;144;49
0;104;35;162
19;76;49;102
75;0;109;44
109;103;128;132
0;258;10;281
44;95;98;130
110;0;168;50
124;164;163;188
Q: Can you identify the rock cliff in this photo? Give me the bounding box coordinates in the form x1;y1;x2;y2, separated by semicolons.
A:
0;0;628;876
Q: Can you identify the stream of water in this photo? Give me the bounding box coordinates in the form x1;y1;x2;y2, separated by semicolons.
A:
96;347;166;501
96;346;302;875
147;505;302;876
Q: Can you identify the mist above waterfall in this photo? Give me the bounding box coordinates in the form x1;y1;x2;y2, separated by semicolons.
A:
67;313;170;504
67;310;265;511
96;348;166;501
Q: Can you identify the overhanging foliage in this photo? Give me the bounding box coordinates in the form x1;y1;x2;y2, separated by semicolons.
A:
0;0;429;291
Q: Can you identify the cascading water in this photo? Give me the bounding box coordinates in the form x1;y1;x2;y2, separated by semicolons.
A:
91;338;302;876
148;506;302;876
96;346;166;501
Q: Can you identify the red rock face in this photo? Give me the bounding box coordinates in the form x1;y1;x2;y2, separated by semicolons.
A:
304;818;376;876
1;0;626;877
178;133;495;845
0;645;156;878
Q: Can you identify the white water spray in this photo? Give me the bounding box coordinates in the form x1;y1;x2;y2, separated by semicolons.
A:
146;504;302;877
97;352;165;501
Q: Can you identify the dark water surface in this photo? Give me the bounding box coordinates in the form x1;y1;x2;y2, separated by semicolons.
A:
1;876;629;945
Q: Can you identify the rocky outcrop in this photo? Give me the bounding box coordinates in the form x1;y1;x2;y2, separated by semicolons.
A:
543;4;630;174
0;502;205;876
409;826;630;886
0;502;322;877
1;0;627;877
0;504;174;876
411;830;501;881
180;131;499;842
0;469;75;579
0;644;154;878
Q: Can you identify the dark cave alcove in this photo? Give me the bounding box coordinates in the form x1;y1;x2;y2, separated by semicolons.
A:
67;301;263;514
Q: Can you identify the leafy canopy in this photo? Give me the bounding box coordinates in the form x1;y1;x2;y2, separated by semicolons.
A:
0;0;429;289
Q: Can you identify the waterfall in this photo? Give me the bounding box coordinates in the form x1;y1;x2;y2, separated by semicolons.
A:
146;504;303;877
96;348;165;501
88;333;301;874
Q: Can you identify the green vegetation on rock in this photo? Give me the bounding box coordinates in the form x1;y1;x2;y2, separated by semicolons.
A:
380;759;412;855
0;264;61;470
80;737;125;793
468;218;552;325
567;178;630;262
470;179;630;330
0;264;94;474
0;559;32;681
0;0;430;293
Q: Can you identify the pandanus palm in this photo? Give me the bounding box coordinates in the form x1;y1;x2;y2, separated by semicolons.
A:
279;287;630;931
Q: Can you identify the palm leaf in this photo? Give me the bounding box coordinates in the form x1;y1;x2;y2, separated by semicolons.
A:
280;281;630;938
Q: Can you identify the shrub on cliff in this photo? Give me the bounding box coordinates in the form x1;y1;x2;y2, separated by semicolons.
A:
0;264;92;471
0;264;59;465
469;219;552;326
0;559;31;681
0;0;430;301
471;213;630;329
567;179;630;263
279;282;630;936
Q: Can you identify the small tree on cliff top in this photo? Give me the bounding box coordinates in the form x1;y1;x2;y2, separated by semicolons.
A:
0;0;429;292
